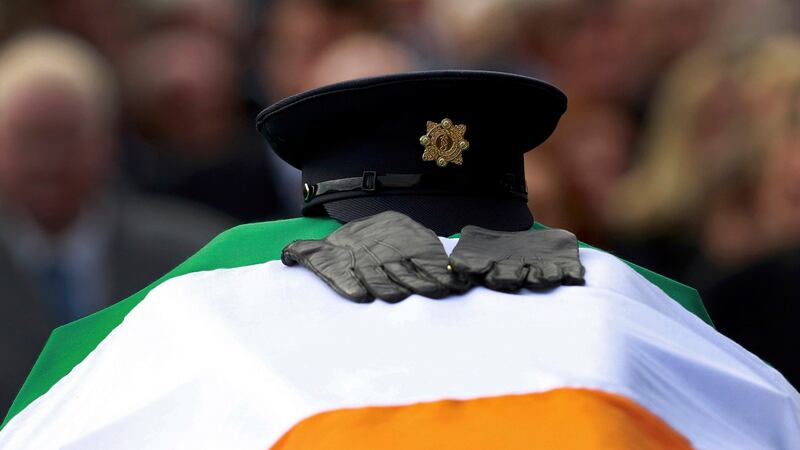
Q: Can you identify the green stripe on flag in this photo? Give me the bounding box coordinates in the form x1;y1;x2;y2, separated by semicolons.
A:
1;218;711;429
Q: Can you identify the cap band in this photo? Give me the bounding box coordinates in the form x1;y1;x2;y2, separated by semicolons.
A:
304;171;528;202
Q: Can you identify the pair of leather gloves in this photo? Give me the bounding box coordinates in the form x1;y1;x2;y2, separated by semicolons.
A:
281;211;585;303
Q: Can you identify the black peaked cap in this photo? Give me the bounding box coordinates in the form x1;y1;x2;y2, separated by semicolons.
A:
257;71;567;235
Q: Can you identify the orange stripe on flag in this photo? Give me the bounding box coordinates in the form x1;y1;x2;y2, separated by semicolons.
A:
271;388;692;450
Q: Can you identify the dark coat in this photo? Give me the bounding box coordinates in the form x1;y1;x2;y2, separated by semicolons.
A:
0;195;232;417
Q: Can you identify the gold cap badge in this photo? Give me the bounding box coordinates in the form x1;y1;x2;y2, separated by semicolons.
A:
420;118;469;167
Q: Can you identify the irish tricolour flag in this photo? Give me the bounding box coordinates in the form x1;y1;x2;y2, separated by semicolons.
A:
1;218;798;449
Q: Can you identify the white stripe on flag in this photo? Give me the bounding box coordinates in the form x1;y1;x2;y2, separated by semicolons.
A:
1;240;798;449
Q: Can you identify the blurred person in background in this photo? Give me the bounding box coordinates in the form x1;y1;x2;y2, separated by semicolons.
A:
34;0;141;64
256;0;378;102
368;0;443;68
519;0;717;118
302;31;418;90
122;26;295;221
528;100;634;246
607;33;797;284
523;148;571;231
608;34;800;385
702;36;800;385
0;30;232;416
422;0;536;72
505;0;718;249
135;0;250;48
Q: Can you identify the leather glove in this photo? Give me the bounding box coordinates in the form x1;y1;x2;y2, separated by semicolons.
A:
282;211;469;303
449;225;585;292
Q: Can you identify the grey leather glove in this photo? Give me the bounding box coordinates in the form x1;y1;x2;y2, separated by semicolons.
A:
282;211;469;303
449;226;585;292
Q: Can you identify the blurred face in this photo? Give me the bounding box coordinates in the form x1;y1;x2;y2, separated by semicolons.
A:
554;105;632;218
260;0;362;99
150;34;236;145
304;34;415;91
555;7;641;101
757;131;800;244
0;80;112;234
129;29;238;153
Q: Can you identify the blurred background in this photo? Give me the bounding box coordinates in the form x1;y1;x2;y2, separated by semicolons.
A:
0;0;799;415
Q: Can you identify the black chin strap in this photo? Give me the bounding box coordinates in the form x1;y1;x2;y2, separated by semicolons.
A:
304;171;528;202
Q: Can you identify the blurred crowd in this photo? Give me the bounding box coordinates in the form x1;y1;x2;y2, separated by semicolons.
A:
0;0;799;415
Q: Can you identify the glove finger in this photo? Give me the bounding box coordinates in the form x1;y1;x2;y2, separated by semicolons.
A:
524;265;550;290
355;264;411;303
411;258;471;295
448;249;494;276
560;263;586;286
285;241;372;302
484;260;528;292
281;240;327;266
541;262;563;285
383;261;448;299
316;263;372;302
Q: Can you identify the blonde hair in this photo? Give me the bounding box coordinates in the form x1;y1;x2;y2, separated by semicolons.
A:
608;34;800;235
0;29;117;123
